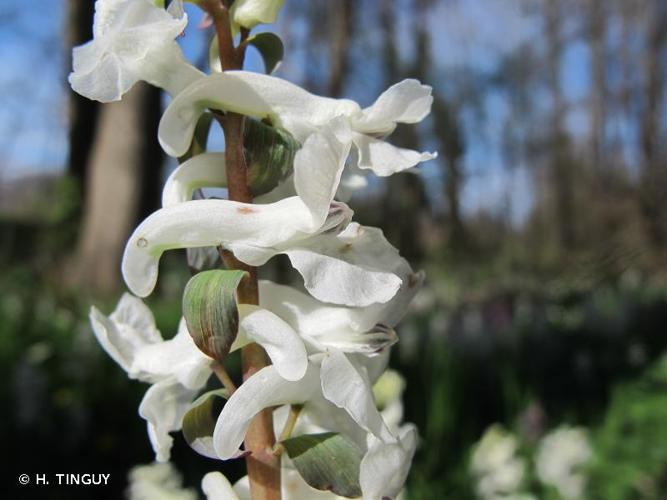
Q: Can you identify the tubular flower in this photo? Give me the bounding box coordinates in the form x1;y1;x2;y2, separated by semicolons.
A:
158;72;436;179
90;294;309;460
69;0;203;102
122;121;418;307
212;352;417;500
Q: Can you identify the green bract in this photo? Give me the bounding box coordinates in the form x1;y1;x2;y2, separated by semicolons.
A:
182;269;248;361
282;433;364;498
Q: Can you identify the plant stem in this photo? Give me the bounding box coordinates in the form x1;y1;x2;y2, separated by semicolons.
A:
211;361;237;394
273;405;303;456
202;1;281;498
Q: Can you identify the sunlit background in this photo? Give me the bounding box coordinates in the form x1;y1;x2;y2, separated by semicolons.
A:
2;0;667;498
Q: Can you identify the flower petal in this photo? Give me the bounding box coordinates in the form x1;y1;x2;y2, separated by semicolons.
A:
352;132;437;176
237;305;308;381
69;46;134;103
213;364;320;459
293;118;351;228
285;223;406;307
158;74;272;157
159;71;360;157
320;350;394;443
354;79;434;133
131;318;212;389
139;379;198;462
89;293;161;375
162;153;227;207
258;281;398;354
359;424;418;500
70;0;200;102
202;472;240;500
122;197;314;297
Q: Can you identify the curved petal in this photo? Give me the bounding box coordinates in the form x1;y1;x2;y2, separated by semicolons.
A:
286;247;399;307
70;0;199;102
237;305;308;381
213;364;320;459
359;424;418;500
162;153;227;207
353;79;434;133
139;380;198;462
293;118;351;228
202;472;240;500
352;132;437;176
258;281;398;354
132;319;212;389
139;41;205;97
69;47;133;103
122;197;314;297
158;74;272;157
320;350;394;443
89;293;161;376
284;223;407;307
111;293;162;341
159;71;360;157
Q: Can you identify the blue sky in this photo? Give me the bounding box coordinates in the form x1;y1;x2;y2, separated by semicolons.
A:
0;0;621;226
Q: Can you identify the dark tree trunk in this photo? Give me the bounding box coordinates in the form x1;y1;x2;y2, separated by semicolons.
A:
65;0;98;194
546;0;577;252
639;0;667;246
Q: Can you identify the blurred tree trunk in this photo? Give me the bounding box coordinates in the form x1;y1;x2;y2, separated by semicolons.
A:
588;0;607;181
379;0;430;263
65;0;98;196
328;0;352;97
545;0;576;252
69;84;163;294
639;0;667;246
433;96;466;252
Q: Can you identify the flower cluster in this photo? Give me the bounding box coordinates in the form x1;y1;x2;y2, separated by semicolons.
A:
74;1;435;498
469;424;593;500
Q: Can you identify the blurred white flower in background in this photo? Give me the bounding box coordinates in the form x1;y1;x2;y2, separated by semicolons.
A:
470;425;528;500
373;369;406;433
127;462;197;500
535;426;592;499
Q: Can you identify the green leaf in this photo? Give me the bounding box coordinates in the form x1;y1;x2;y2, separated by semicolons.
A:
178;112;214;163
246;32;284;74
244;118;299;196
282;432;363;498
182;269;248;360
182;388;228;459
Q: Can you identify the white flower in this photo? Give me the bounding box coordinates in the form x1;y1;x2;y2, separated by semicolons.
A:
470;425;526;500
231;0;285;30
158;72;436;180
535;426;592;500
123;122;418;307
212;350;416;499
203;469;351;500
69;0;202;102
90;293;309;460
128;462;197;500
257;277;422;355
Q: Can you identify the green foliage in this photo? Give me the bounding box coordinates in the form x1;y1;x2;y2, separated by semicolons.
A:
587;357;667;499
